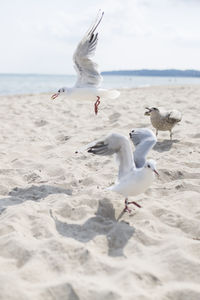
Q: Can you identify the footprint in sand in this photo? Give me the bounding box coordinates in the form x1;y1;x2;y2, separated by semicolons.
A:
56;135;71;144
108;112;121;123
34;119;48;127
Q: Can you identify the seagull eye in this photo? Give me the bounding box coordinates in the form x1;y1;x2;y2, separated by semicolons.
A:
58;89;60;93
148;165;150;168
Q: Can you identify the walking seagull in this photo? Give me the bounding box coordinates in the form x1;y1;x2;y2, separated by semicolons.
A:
145;107;182;140
51;10;120;114
87;128;159;212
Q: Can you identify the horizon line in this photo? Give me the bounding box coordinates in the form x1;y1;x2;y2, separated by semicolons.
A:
1;68;200;76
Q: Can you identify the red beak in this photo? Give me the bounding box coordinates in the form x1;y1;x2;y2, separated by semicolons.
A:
154;169;159;176
51;93;59;100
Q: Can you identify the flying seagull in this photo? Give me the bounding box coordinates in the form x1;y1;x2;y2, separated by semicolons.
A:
145;107;182;139
51;10;120;114
86;128;159;212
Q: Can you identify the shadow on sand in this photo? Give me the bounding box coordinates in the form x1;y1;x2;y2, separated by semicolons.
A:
153;139;179;152
0;184;72;213
0;185;135;257
51;198;135;257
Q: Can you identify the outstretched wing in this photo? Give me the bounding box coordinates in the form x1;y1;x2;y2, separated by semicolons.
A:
130;128;157;168
73;10;104;88
87;133;134;180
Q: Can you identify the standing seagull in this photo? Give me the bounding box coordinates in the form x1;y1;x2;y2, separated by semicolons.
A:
87;128;159;212
51;11;120;114
145;107;182;140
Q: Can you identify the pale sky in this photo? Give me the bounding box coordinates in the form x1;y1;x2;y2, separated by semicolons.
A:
1;0;200;74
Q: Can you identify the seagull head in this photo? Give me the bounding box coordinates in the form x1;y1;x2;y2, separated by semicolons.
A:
51;87;69;100
145;159;159;176
144;107;159;116
129;128;154;146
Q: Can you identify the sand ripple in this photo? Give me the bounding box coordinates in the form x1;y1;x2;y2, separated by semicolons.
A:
0;86;200;299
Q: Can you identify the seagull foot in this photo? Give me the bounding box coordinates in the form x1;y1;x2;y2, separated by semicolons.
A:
94;96;100;115
124;206;132;213
124;198;132;213
128;201;142;208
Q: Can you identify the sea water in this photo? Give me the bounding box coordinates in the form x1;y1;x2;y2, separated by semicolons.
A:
1;73;200;96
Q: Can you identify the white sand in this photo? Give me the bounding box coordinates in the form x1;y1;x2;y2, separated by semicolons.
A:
0;85;200;300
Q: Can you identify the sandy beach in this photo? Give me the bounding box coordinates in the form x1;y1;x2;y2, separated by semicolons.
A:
0;85;200;300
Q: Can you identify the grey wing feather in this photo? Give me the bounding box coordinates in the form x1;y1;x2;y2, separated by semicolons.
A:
167;110;182;123
130;128;157;168
87;133;134;180
73;11;104;88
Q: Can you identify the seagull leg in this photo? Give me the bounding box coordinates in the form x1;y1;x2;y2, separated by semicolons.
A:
124;198;132;213
170;130;172;140
156;130;158;137
94;96;100;115
128;200;142;208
